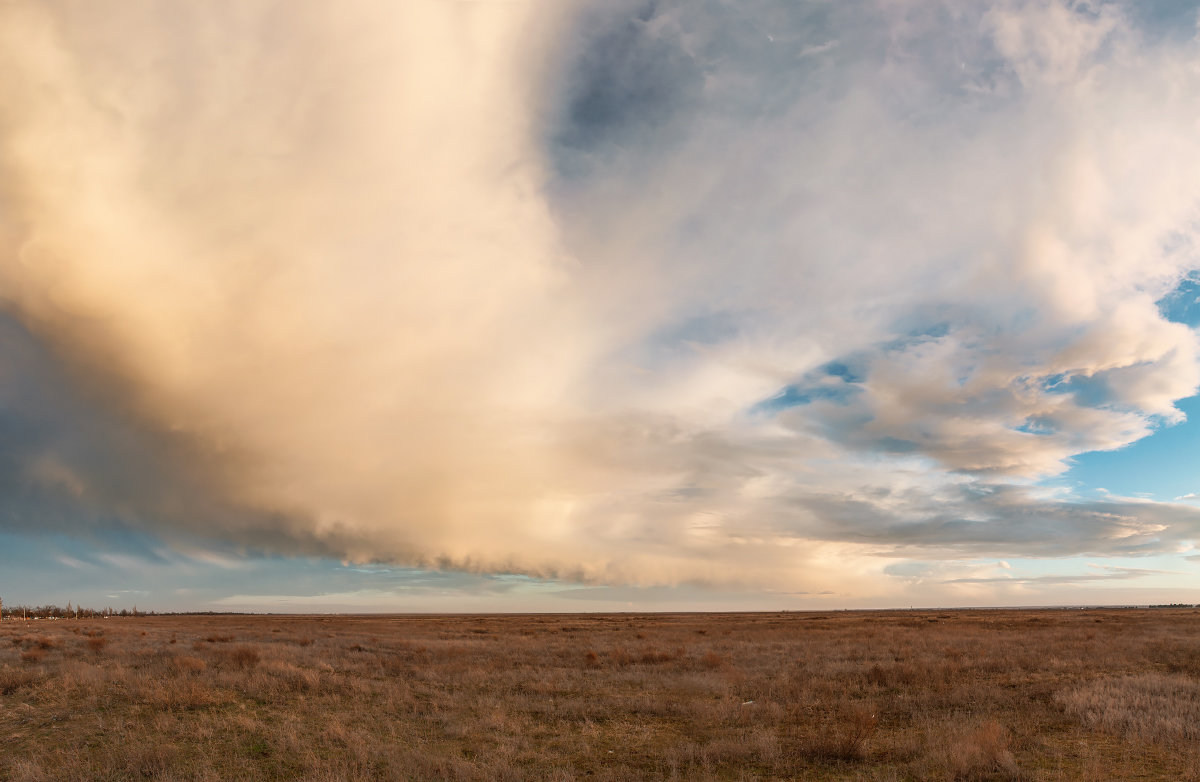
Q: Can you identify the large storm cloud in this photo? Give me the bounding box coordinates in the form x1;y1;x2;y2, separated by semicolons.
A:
1;0;1198;597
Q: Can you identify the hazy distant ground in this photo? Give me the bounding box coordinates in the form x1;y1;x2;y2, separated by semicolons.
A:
1;610;1198;781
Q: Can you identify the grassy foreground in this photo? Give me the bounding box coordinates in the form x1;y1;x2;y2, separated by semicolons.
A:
1;609;1198;780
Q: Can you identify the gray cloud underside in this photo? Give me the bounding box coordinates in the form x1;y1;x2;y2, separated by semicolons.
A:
0;0;1199;594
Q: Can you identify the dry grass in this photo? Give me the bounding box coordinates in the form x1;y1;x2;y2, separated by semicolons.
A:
0;608;1197;780
941;720;1020;780
1057;672;1200;743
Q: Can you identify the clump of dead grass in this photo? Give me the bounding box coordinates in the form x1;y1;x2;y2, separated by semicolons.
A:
0;667;40;695
19;648;45;664
221;644;261;668
171;655;207;675
798;704;878;762
943;720;1020;780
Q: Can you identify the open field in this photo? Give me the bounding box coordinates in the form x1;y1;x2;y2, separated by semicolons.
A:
1;609;1198;781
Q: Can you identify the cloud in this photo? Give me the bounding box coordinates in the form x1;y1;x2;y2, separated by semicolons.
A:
943;564;1179;585
0;0;1198;597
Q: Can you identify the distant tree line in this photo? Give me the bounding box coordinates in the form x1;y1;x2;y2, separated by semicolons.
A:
0;602;154;620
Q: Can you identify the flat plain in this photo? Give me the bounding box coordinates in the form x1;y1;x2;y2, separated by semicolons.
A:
1;608;1198;781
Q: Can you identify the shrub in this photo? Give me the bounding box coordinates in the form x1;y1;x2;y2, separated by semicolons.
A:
86;636;108;653
227;645;261;668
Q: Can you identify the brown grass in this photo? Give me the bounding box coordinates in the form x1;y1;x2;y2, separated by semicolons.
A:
1057;672;1200;743
18;648;44;664
171;655;207;675
799;703;879;762
0;608;1198;780
223;645;261;669
943;719;1020;780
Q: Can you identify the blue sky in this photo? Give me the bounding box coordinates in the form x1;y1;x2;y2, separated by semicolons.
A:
1062;396;1200;501
1057;281;1200;501
0;0;1199;612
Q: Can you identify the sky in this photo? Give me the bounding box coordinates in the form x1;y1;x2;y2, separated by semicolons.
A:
1;0;1200;613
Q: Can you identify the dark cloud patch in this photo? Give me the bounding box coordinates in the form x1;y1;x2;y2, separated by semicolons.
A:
787;484;1200;559
0;311;331;556
545;0;861;184
1126;0;1200;42
0;312;140;532
548;0;704;178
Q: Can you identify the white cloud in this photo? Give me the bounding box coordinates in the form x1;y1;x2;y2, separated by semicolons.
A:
0;0;1197;598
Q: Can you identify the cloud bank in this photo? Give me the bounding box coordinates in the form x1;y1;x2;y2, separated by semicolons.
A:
1;0;1199;597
